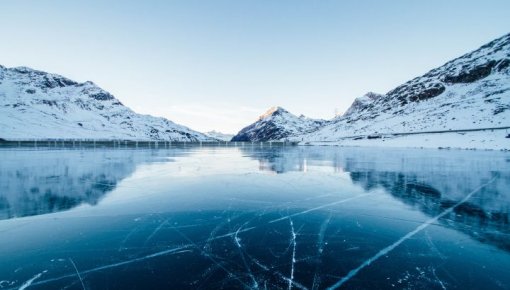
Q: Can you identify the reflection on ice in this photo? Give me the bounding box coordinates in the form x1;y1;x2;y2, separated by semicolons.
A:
0;150;133;219
244;147;510;252
0;149;190;219
0;146;509;289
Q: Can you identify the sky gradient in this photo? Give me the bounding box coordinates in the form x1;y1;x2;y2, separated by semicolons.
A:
1;0;509;133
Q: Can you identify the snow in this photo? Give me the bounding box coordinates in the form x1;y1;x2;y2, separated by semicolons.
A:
231;107;327;141
299;33;510;144
0;66;214;141
259;106;284;120
304;129;509;150
232;33;510;150
204;130;234;141
342;92;383;116
2;32;509;149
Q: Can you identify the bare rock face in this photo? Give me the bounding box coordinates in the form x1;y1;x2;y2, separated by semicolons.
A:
234;33;510;143
343;92;384;116
443;60;498;84
300;33;510;141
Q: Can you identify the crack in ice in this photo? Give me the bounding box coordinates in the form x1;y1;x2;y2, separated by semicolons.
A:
312;213;332;290
173;228;252;289
143;219;169;246
17;246;191;289
326;176;498;290
18;270;47;290
432;268;447;290
279;273;308;290
233;222;259;289
68;258;86;290
425;230;446;260
246;244;307;290
269;194;371;224
289;219;297;290
118;223;144;252
317;213;332;255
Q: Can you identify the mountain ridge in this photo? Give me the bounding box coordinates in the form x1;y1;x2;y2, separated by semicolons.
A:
0;65;214;141
232;33;510;148
231;106;326;141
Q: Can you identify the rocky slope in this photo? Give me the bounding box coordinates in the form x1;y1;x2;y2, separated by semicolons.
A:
302;33;510;142
0;66;213;141
232;33;509;148
342;92;384;116
231;106;327;141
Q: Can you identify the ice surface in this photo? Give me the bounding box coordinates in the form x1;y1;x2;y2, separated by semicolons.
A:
0;145;509;289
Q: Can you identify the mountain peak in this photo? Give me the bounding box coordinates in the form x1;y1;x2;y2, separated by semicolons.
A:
301;32;510;146
362;92;383;100
343;92;383;116
259;106;288;120
232;107;326;142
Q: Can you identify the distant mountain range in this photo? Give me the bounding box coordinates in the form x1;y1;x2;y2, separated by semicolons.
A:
205;131;234;141
231;33;510;149
2;33;509;148
0;66;214;141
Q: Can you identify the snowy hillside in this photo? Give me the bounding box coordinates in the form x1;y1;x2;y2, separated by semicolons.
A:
0;66;213;141
300;33;510;144
233;34;510;148
342;92;384;116
231;106;327;141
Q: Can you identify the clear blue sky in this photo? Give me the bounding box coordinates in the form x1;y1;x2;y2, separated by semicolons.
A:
1;0;509;133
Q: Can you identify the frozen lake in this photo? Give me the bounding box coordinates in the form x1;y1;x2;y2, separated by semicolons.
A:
0;145;509;289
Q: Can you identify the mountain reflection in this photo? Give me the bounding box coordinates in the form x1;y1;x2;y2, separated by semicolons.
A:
242;146;510;251
0;149;184;219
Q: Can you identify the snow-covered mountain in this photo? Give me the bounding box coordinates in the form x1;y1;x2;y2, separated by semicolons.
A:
233;33;509;149
231;106;327;141
0;66;213;141
342;92;384;116
302;33;510;142
204;131;234;141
